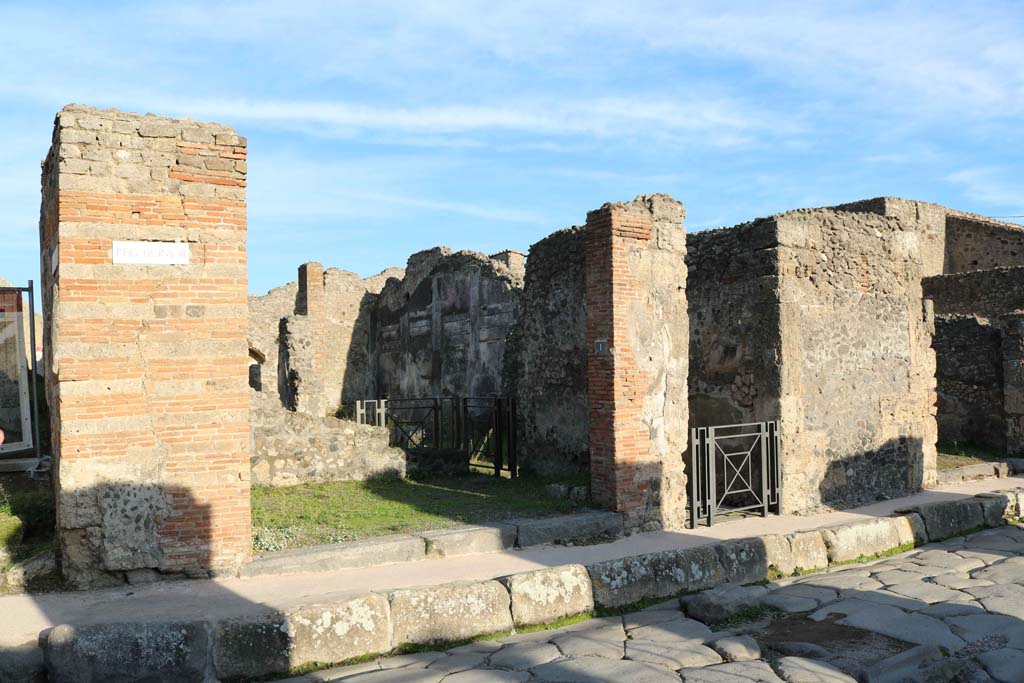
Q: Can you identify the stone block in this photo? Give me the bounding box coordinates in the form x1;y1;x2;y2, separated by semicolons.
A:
389;580;513;645
787;531;829;572
286;594;392;668
820;518;903;563
501;564;594;628
892;513;928;547
1007;458;1024;474
714;538;769;584
976;494;1011;527
762;534;795;576
861;644;963;683
0;643;45;683
213;612;290;680
241;534;424;577
514;511;624;547
421;525;516;558
905;498;985;541
586;545;722;609
683;585;767;625
42;621;212;683
138;122;177;138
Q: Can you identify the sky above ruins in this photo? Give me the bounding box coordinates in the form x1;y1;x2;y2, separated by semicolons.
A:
0;1;1021;295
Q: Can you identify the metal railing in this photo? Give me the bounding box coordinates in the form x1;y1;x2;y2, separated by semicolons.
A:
0;281;40;461
688;420;780;527
344;396;518;477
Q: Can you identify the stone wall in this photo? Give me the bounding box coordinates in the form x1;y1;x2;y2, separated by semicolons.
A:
923;266;1024;317
686;218;783;429
585;195;689;532
368;248;523;399
946;215;1024;273
932;315;1004;451
776;208;937;510
247;264;402;412
505;228;589;477
40;105;251;587
250;392;405;486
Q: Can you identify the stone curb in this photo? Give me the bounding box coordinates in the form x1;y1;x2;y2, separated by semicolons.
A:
243;511;626;578
935;461;1012;486
27;490;1023;682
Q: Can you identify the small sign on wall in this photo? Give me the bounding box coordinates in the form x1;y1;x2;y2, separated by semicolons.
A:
112;241;190;265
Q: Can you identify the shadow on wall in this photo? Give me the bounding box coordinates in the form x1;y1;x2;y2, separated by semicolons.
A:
816;437;927;511
24;483;295;682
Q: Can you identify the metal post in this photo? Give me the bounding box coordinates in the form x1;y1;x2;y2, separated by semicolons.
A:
378;399;387;428
432;398;440;450
707;426;716;527
508;398;517;479
689;427;697;529
493;398;504;477
760;422;769;518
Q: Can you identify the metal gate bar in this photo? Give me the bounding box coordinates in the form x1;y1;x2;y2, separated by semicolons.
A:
689;420;780;527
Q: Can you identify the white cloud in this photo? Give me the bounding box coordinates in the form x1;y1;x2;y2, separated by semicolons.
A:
944;167;1022;208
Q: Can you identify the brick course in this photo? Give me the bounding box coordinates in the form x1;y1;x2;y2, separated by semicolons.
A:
40;105;251;587
584;195;688;532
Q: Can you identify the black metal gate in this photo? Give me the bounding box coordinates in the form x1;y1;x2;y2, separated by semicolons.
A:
347;396;517;477
688;421;780;527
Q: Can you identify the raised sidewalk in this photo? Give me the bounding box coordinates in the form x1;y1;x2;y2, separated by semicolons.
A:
2;476;1018;650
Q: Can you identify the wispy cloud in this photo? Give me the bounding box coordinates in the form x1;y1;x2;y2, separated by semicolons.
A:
944;167;1023;208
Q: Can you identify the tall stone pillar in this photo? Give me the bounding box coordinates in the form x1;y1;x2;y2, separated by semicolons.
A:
282;262;327;415
584;195;689;532
40;105;251;587
1002;313;1024;455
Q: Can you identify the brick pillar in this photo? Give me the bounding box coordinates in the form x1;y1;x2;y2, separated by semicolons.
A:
40;105;251;587
1002;313;1024;455
584;195;689;532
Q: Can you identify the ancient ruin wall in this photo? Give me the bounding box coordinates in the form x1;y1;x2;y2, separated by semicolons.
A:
945;216;1024;273
776;208;937;511
923;267;1024;318
931;316;1005;451
585;195;688;532
686;218;784;429
831;197;948;276
505;228;589;477
368;248;523;399
41;105;251;587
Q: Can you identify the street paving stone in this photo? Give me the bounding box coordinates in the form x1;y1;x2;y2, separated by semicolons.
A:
279;525;1024;683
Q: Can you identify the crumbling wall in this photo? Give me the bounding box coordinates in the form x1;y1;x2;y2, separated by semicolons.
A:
932;316;1004;451
250;393;405;486
923;266;1024;317
368;249;523;399
686;219;783;429
776;208;936;510
247;265;402;412
945;215;1024;273
505;228;589;477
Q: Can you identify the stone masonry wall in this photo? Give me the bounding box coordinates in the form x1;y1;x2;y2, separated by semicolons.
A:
686;218;783;429
369;249;523;400
932;315;1005;451
250;392;405;486
776;208;937;510
923;267;1024;318
505;228;589;478
585;195;688;532
40;105;251;587
946;215;1024;273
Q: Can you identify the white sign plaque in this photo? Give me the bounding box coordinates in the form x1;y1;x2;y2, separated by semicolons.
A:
112;241;190;265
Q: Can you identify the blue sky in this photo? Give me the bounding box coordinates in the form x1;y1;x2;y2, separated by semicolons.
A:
0;1;1021;296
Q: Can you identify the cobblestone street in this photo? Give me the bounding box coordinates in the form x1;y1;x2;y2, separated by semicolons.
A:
278;523;1024;683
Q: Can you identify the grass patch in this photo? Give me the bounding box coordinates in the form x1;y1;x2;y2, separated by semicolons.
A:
0;489;55;572
937;442;1006;470
251;474;582;552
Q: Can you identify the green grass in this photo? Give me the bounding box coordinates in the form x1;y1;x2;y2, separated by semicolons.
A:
936;442;1006;470
251;474;582;552
0;489;56;573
